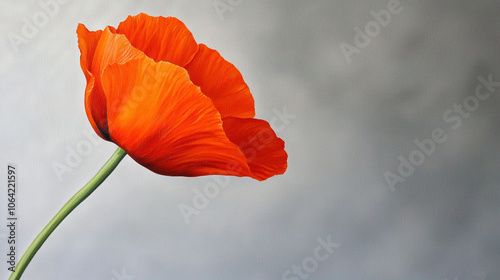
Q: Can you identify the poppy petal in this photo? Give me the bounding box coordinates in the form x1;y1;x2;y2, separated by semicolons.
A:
100;56;253;177
184;44;255;119
116;13;199;67
81;76;106;139
84;27;145;138
77;24;106;138
222;117;287;180
77;24;102;81
91;27;145;80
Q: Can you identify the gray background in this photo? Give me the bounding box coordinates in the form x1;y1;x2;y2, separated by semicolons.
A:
1;0;500;279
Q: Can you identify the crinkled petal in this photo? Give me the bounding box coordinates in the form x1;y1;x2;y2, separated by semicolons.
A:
100;56;253;177
77;24;102;81
84;27;144;138
222;117;287;180
91;27;145;80
77;24;105;138
184;44;255;119
116;13;198;66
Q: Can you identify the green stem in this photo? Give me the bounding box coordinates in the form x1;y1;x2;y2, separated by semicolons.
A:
9;147;127;280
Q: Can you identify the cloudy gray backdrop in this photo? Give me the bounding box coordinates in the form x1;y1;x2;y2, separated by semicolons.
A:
1;0;500;279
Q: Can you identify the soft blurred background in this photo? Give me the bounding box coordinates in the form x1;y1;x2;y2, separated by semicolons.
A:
1;0;500;279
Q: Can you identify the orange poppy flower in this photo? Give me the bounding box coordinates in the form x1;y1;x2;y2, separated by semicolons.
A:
76;13;287;181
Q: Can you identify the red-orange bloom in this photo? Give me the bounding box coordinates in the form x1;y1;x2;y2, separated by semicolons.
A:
77;13;287;180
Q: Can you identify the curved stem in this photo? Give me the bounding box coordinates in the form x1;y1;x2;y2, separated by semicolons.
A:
9;147;127;280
